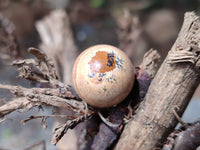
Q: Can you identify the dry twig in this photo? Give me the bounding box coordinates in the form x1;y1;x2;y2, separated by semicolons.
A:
0;47;95;145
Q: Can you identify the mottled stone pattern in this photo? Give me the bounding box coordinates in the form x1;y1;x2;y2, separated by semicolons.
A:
72;44;135;108
88;51;116;74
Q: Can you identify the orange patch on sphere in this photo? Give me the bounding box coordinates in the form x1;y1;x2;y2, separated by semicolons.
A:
88;51;116;74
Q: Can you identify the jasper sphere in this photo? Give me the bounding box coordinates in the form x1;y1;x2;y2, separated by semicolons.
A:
72;44;135;108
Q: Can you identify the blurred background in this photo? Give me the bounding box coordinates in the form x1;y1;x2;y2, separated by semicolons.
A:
0;0;200;149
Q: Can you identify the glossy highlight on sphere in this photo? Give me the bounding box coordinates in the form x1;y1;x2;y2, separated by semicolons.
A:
72;44;135;108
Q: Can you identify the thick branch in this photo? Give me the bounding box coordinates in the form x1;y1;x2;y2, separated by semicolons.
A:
115;12;200;150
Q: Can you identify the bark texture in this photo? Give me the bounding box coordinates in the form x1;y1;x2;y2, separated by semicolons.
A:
115;12;200;150
36;10;78;150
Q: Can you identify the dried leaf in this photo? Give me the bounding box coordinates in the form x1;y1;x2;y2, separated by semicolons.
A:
51;116;85;145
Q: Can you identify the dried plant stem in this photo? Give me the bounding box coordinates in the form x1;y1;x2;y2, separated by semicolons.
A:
0;84;94;118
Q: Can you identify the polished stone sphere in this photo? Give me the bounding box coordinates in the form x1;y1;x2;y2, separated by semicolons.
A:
72;44;135;108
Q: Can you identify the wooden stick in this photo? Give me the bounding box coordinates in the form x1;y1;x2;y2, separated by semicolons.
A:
115;12;200;150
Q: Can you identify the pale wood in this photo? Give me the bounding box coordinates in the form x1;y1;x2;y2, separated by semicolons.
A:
115;12;200;150
36;9;77;83
36;10;78;150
